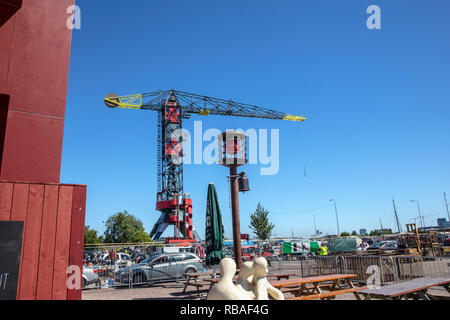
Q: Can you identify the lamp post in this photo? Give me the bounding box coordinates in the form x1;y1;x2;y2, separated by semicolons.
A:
329;199;340;236
410;200;424;228
218;131;248;269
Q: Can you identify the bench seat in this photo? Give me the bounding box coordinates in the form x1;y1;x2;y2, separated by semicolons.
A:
286;287;368;300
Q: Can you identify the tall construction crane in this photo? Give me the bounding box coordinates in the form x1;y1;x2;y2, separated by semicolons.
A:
104;89;306;242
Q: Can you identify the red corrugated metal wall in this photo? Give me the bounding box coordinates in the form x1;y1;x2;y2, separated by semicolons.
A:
0;181;86;300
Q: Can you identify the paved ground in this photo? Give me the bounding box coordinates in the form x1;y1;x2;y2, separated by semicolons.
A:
82;281;205;300
82;281;450;300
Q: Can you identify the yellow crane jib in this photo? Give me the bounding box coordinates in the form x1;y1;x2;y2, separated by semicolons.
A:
199;109;210;116
283;114;307;122
104;93;143;109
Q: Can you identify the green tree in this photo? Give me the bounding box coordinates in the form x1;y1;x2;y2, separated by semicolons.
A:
249;203;274;240
351;230;358;236
370;229;393;236
340;232;350;237
103;210;151;243
84;225;101;244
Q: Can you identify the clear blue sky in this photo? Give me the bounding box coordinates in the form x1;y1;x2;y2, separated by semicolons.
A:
62;0;450;239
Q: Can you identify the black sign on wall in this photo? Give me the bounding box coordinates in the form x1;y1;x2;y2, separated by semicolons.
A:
0;221;24;300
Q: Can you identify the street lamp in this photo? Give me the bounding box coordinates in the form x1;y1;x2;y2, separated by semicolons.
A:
410;200;424;228
329;199;340;236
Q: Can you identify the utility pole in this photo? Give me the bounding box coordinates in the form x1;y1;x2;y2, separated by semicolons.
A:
410;200;424;228
379;218;384;239
444;192;450;222
392;198;402;233
329;199;340;236
314;213;317;237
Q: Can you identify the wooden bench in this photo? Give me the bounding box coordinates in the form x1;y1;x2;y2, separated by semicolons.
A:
286;287;368;300
281;284;332;295
181;281;210;296
182;272;213;295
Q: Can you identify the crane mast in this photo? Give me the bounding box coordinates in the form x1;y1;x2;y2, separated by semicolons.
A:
105;90;305;242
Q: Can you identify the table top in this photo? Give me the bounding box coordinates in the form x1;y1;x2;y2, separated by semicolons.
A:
182;271;213;278
268;273;296;278
271;274;358;288
204;276;238;283
359;277;450;298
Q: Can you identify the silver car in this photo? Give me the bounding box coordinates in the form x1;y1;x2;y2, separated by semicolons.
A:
114;252;204;285
82;266;100;288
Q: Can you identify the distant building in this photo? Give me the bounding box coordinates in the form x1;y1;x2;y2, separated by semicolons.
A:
359;229;367;236
437;218;450;229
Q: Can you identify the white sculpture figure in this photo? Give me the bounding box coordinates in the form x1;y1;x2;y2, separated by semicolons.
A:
235;261;256;300
206;258;250;300
252;257;285;300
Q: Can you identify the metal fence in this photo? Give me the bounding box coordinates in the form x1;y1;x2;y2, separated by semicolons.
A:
83;254;450;290
269;255;450;285
83;260;203;290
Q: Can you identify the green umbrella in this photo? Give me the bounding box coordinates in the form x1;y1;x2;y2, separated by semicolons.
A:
205;183;225;267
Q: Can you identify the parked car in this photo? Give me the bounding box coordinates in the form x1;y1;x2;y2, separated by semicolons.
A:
259;249;273;259
367;241;397;251
82;265;100;288
357;242;369;251
114;252;204;285
367;242;384;250
131;252;148;264
102;252;131;265
241;245;258;261
443;236;450;246
222;248;233;259
380;241;398;250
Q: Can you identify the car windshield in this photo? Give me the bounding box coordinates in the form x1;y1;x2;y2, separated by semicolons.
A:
139;254;163;264
139;258;151;264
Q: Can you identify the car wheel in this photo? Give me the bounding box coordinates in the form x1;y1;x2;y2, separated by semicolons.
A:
82;278;87;289
132;272;146;285
184;267;196;277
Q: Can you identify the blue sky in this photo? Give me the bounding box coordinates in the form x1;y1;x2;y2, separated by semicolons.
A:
62;0;450;239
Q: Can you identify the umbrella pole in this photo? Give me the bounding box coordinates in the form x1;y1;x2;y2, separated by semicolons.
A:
229;166;242;269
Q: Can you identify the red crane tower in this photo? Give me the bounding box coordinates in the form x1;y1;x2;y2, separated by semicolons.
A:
104;90;305;242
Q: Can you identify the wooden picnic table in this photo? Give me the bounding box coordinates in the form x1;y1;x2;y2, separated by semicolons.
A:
357;277;450;300
182;272;213;295
182;270;240;294
268;273;296;280
270;274;365;300
203;271;290;287
203;276;239;290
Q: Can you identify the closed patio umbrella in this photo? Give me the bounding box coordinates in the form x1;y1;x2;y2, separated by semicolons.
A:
205;183;224;269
